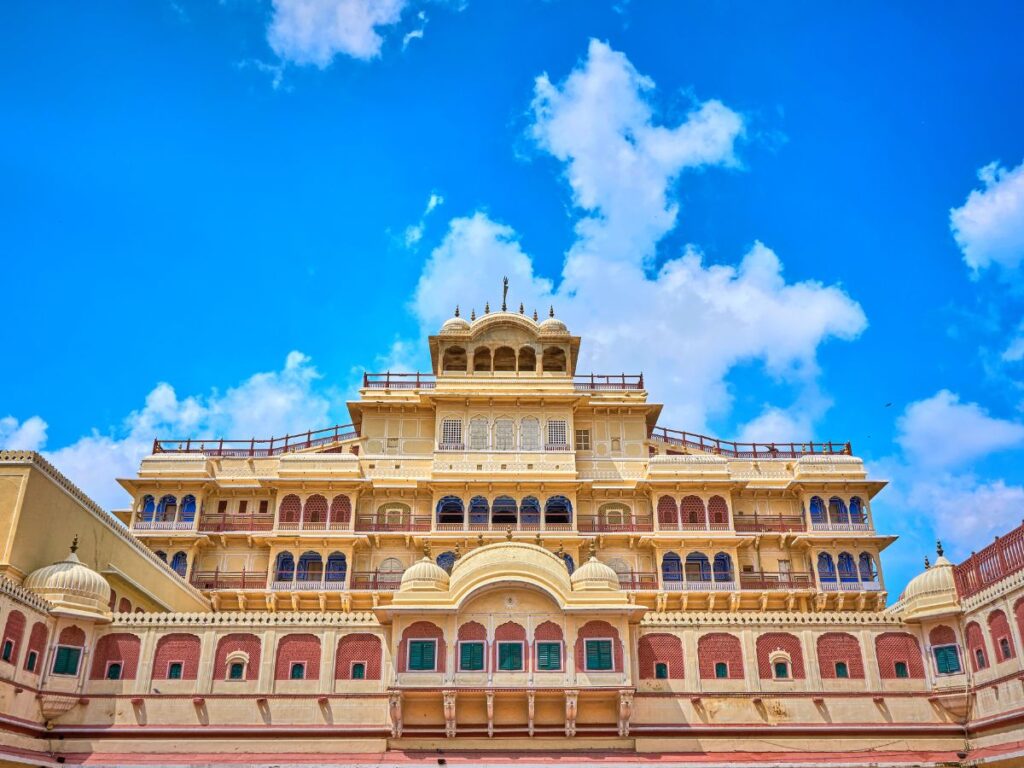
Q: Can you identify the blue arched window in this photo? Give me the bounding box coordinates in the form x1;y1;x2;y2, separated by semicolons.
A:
180;495;197;522
170;551;187;577
436;551;456;574
469;496;489;526
662;552;683;583
850;497;865;524
155;550;167;563
838;552;857;582
685;552;711;582
140;495;155;522
492;496;517;524
436;496;464;525
561;553;575;575
829;497;849;525
713;552;733;582
809;496;826;524
157;495;178;521
297;551;323;582
326;552;347;582
817;553;836;582
858;552;877;582
545;496;572;526
520;497;541;527
275;552;295;582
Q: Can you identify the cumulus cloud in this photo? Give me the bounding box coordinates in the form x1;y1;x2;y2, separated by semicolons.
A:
7;353;337;511
409;41;865;432
0;415;48;452
268;0;408;66
950;159;1024;274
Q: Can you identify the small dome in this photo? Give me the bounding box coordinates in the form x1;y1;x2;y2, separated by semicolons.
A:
24;542;111;618
538;316;569;335
440;315;471;334
570;557;620;592
896;552;959;622
399;557;450;592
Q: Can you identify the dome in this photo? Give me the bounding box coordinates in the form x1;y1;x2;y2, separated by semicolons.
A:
24;541;111;619
399;557;450;592
538;316;569;335
895;549;960;622
570;557;621;592
440;315;471;334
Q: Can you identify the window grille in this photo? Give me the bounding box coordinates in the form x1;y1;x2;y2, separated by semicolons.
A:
494;419;515;450
547;419;568;448
469;417;489;450
575;429;591;450
440;418;462;447
520;418;540;450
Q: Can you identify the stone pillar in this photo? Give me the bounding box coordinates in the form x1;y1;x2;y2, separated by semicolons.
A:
134;629;160;694
321;629;337;694
196;627;217;695
861;627;881;689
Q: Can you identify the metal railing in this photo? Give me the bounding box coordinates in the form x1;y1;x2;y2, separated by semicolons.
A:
663;578;737;592
197;514;274;532
363;372;436;390
820;580;881;592
190;570;267;590
573;374;644;391
810;520;870;532
650;426;851;459
354;516;431;532
133;520;195;531
733;515;806;533
955;522;1024;598
738;571;813;590
349;572;403;591
270;579;347;591
578;515;654;533
153;423;358;458
277;519;352;532
617;572;660;591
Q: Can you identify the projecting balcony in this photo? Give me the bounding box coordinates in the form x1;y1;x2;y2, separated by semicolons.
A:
738;571;813;590
733;514;806;533
190;570;268;590
270;578;347;591
819;579;881;592
362;372;645;392
572;373;644;391
349;572;403;591
617;572;660;590
809;521;871;533
197;514;274;532
133;519;196;532
662;578;738;592
433;519;573;533
276;520;352;532
152;423;358;458
354;515;431;533
649;426;851;459
578;515;654;533
657;521;733;533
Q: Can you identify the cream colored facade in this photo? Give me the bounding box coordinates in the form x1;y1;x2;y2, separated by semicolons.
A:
1;310;1023;766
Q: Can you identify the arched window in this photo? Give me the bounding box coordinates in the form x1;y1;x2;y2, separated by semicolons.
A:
518;346;536;372
685;553;711;582
297;552;323;582
809;496;826;523
157;495;178;521
661;552;682;583
681;496;706;527
657;496;679;528
519;417;540;450
469;496;489;526
170;552;188;577
773;658;790;679
376;558;404;588
330;494;351;525
303;494;328;526
598;503;627;527
817;553;836;582
469;417;489;450
542;347;567;372
708;495;729;527
443;346;467;372
279;494;301;524
520;496;541;527
154;550;167;563
275;552;295;582
140;495;155;522
180;495;196;522
436;551;456;574
713;552;733;582
436;496;464;525
326;553;347;582
493;346;516;372
837;552;858;582
858;552;877;582
545;496;572;526
828;496;849;525
561;553;575;574
493;418;515;450
492;496;517;524
473;347;492;372
850;496;865;524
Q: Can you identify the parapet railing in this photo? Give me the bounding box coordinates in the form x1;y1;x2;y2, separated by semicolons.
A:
649;426;851;459
152;423;358;457
362;372;644;390
954;522;1024;598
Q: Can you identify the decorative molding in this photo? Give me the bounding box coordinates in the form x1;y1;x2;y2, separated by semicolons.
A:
0;575;52;614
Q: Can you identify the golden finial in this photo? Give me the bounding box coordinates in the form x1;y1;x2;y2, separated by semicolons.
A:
502;276;509;311
588;539;597;559
422;540;432;559
924;555;931;570
477;534;485;548
70;535;79;554
534;532;542;546
556;541;564;557
506;526;513;541
454;542;462;560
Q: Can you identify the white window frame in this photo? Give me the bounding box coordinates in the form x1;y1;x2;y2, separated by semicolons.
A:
583;636;615;672
469;417;489;450
534;640;564;672
546;419;568;449
520;418;540;451
768;650;792;680
225;650;249;681
51;644;83;677
406;637;439;672
495;640;526;672
440;418;463;448
456;639;486;672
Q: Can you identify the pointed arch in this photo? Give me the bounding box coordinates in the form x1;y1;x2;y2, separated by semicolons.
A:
809;496;826;524
817;552;836;582
492;495;517;525
469;496;489;526
326;552;347;583
657;495;679;528
708;495;729;528
850;496;866;524
473;347;492;372
520;496;541;527
493;346;516;372
442;346;467;372
518;346;537;372
661;552;682;583
712;552;733;582
858;552;878;582
436;496;465;525
180;495;196;522
828;496;849;524
837;552;858;582
545;495;572;526
685;552;711;582
681;495;707;527
275;552;295;582
170;551;188;577
436;551;456;573
329;494;351;525
279;494;301;524
303;494;327;526
297;551;323;582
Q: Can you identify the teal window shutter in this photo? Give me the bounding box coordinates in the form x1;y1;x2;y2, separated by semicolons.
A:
585;640;613;670
537;642;561;671
409;640;436;671
935;645;961;674
460;642;484;671
53;647;81;676
498;643;523;670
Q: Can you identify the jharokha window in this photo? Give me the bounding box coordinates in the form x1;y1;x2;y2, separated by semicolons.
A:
440;419;462;448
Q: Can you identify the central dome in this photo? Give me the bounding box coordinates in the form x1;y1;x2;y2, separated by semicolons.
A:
570;557;620;591
895;547;959;622
399;557;450;591
24;541;111;619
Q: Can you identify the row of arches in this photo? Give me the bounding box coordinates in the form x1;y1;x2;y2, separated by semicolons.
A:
138;494;196;523
278;494;351;526
83;631;382;681
656;495;729;528
816;552;879;583
436;495;572;526
809;496;867;525
274;552;348;583
661;552;734;583
442;345;567;373
964;607;1019;673
154;550;188;578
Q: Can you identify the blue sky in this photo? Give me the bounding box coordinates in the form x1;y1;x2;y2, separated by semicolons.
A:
3;0;1024;597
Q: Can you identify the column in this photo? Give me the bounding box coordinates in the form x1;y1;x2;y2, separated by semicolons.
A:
860;628;881;690
134;630;160;695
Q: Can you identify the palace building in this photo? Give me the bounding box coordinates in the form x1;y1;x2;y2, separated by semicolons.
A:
1;306;1024;765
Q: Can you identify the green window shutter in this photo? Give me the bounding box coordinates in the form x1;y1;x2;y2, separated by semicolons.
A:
409;640;436;671
168;663;182;679
537;642;561;671
586;640;613;671
935;646;960;674
460;642;484;671
352;662;366;679
53;647;81;676
498;643;522;671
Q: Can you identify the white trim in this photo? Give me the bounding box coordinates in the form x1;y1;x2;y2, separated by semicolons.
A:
582;636;615;672
495;639;525;672
406;637;438;672
456;639;486;672
534;640;563;672
51;643;82;677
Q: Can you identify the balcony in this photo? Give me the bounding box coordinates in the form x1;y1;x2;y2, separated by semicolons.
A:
433;520;572;533
277;520;351;532
955;522;1024;598
649;426;851;459
820;579;881;592
362;372;644;392
363;372;436;390
197;514;274;532
657;521;733;533
663;578;737;592
573;373;644;391
354;515;431;533
734;515;806;533
133;519;195;532
349;572;403;591
190;570;268;590
617;572;660;590
739;571;813;590
270;579;347;591
578;515;654;533
153;423;358;458
810;521;871;533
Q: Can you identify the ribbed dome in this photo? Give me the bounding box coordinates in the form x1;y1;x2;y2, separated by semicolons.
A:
440;315;471;334
399;557;450;591
24;544;111;618
538;316;569;335
570;557;620;591
896;553;960;622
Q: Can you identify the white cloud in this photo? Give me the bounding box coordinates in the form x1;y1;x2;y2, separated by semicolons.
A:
10;353;337;511
895;389;1024;470
402;10;427;49
407;40;865;433
404;191;445;247
951;159;1024;274
268;0;408;66
0;415;48;452
1004;322;1024;362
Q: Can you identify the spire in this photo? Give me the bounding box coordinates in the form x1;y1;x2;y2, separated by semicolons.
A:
470;308;476;321
70;535;79;555
936;540;944;558
453;542;462;560
533;309;538;321
454;305;460;318
485;301;490;314
924;555;931;570
549;305;555;318
519;302;524;315
502;276;509;311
